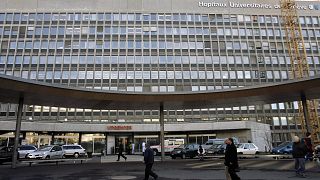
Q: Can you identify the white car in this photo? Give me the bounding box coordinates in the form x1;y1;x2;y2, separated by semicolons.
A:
237;143;259;155
62;145;86;158
27;145;64;159
18;145;37;159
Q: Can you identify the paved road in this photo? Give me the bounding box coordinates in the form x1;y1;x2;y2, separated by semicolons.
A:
0;157;319;180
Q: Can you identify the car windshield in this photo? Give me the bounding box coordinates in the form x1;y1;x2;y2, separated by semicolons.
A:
277;142;290;147
39;146;51;151
176;144;184;148
237;144;243;148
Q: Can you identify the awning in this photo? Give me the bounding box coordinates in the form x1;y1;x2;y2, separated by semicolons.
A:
0;74;319;110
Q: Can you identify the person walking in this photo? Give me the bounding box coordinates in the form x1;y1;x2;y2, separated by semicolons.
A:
292;136;308;178
144;143;158;180
142;142;146;155
224;137;240;180
131;142;135;155
198;144;205;161
117;143;127;161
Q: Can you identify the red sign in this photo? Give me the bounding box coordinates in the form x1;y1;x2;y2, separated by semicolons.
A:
107;125;132;130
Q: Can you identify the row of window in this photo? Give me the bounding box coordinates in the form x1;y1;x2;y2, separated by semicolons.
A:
3;40;319;52
2;25;320;37
0;102;302;113
1;12;320;26
0;13;282;24
2;70;290;80
1;55;320;65
0;12;318;25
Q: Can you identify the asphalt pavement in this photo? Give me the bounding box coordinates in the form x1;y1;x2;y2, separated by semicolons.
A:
0;156;319;180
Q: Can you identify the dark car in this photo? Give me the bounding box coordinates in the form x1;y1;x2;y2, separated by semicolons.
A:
206;144;226;155
0;146;13;164
170;144;199;159
271;142;293;154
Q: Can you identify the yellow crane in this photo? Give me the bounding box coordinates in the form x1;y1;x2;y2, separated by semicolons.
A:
280;0;320;146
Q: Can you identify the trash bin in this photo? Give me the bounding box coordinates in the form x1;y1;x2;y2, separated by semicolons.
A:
87;152;93;158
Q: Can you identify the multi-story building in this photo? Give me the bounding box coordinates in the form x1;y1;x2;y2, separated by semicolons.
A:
0;0;319;154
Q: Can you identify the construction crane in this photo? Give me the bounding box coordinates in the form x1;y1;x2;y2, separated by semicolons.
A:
280;0;320;146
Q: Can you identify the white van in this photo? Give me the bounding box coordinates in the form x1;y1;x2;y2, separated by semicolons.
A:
151;139;184;154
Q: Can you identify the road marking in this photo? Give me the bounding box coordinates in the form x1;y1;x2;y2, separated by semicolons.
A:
191;162;223;169
110;176;137;180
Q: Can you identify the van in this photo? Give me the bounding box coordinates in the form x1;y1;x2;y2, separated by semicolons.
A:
151;139;184;154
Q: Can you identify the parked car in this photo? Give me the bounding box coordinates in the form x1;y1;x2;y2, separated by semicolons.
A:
170;144;199;159
237;143;259;155
0;146;13;164
202;139;225;150
18;145;37;159
151;139;184;155
207;144;227;155
271;142;293;154
202;137;239;150
62;145;86;158
27;145;64;159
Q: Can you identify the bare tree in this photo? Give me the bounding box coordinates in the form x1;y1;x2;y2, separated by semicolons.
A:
262;131;273;152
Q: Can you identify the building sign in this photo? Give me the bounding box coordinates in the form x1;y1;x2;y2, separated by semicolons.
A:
198;1;320;11
107;125;132;131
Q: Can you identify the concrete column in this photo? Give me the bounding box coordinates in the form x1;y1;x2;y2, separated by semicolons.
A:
12;96;24;169
104;133;108;156
186;133;190;144
51;132;55;145
78;132;82;145
160;102;165;161
301;94;311;133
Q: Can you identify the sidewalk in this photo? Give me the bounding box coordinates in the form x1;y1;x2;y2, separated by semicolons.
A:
100;155;171;163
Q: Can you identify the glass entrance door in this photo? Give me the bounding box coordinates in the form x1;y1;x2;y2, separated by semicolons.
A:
115;136;130;154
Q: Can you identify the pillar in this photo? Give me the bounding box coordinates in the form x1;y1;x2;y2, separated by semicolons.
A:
78;132;82;145
160;102;165;161
12;96;24;169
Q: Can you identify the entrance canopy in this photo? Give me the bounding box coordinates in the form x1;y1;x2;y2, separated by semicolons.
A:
0;74;320;110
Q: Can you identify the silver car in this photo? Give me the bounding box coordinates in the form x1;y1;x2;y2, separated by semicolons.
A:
18;145;37;159
62;145;86;158
27;145;64;159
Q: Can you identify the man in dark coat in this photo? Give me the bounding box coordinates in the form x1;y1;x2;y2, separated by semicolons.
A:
117;143;127;161
292;136;308;177
144;143;158;180
224;138;240;180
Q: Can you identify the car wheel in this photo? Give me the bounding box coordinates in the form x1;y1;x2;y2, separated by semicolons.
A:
62;154;66;159
182;154;186;159
238;152;243;155
45;156;50;159
171;156;176;159
255;151;259;154
283;152;288;155
25;154;29;159
74;153;79;158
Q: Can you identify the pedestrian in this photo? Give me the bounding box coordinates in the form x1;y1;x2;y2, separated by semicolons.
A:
117;143;127;161
198;144;205;161
142;141;146;155
131;142;135;155
292;136;308;178
144;143;158;180
304;132;313;161
224;137;240;180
